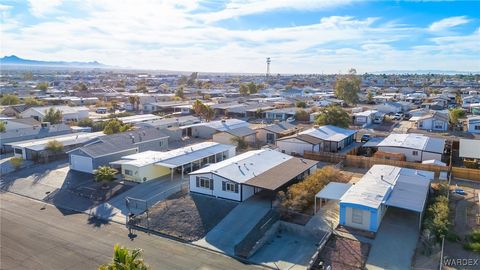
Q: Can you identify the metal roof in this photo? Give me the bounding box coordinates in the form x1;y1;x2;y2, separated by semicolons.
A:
181;119;249;132
377;133;445;154
300;125;357;142
120;142;235;168
222;126;256;137
340;165;434;210
6;132;105;151
459;139;480;159
316;182;353;200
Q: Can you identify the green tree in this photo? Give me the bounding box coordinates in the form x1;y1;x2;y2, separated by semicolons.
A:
192;99;204;117
24;97;44;106
177;75;188;85
10;157;23;171
0;121;5;132
296;101;307;108
128;96;140;111
187;72;198;86
45;140;64;153
239;83;249;95
334;72;360;105
136;80;147;93
43;108;63;124
294;109;309;122
77;118;94;127
366;91;374;103
98;244;150;270
231;136;248;150
202;105;215;122
449;108;465;125
103;119;132;135
93;166;118;186
36;82;49;90
74;82;88;92
175;87;185;99
247;82;257;94
1;94;20;105
314;105;350;128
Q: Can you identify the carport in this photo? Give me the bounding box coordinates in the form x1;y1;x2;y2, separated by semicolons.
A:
314;182;352;212
384;174;431;229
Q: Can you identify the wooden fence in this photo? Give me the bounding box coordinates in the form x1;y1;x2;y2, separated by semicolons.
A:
305;151;480;181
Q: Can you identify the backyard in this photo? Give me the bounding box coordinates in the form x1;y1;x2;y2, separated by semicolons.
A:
132;191;238;241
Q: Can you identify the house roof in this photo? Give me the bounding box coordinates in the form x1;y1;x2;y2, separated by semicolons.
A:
459;139;480;159
316;182;353;201
119;142;235;168
340;165;434;210
25;105;89;116
299;125;357;142
78;128;169;158
181;119;249;132
190;149;316;189
6;132;104;152
377;133;445;154
354;110;378;117
117;114;162;124
222;126;256;137
261;121;298;134
6;117;41;126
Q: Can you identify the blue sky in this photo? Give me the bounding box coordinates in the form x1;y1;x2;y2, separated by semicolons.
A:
1;0;479;73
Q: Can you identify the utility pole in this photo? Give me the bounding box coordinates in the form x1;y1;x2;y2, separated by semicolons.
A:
266;57;271;79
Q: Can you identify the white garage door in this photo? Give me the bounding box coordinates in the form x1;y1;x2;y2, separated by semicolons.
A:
70;154;93;173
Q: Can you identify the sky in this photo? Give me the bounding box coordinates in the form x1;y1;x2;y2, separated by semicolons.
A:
1;0;479;74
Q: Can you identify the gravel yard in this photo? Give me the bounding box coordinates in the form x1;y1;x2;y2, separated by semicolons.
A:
133;192;238;241
315;235;370;270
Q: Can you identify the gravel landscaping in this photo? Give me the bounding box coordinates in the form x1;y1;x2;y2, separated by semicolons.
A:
133;192;238;241
315;235;370;270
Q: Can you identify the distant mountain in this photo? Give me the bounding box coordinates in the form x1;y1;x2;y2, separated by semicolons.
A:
0;55;106;68
373;69;479;75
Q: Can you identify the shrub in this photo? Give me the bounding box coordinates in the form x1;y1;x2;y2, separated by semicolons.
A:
45;140;64;153
423;195;449;240
94;166;118;184
278;166;348;212
10;157;23;170
464;242;480;252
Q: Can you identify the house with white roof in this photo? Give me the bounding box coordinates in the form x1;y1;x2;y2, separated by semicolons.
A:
189;149;318;201
180;119;249;139
459;139;480;163
376;133;445;162
337;165;434;232
21;105;89;122
114;142;236;183
410;110;449;131
353;110;378;126
276;125;357;155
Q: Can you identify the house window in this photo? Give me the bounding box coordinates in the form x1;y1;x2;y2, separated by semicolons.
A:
159;141;163;147
434;123;444;129
196;177;212;190
222;181;238;193
475;125;480;130
412;150;418;156
14;148;23;155
124;169;133;176
352;208;363;224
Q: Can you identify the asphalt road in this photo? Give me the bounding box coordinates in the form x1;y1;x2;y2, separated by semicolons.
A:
0;192;262;270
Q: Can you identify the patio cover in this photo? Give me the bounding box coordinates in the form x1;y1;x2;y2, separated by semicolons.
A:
384;175;431;213
316;182;352;200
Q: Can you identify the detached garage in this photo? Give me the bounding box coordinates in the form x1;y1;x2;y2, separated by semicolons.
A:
70;154;93;173
338;165;433;232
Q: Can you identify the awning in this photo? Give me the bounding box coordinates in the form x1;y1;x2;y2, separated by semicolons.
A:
384;175;431;213
316;182;352;200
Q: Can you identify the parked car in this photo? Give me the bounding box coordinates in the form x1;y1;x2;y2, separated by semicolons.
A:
286;117;295;123
393;113;403;120
361;134;371;142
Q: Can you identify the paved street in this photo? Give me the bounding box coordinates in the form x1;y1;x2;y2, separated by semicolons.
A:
0;192;262;270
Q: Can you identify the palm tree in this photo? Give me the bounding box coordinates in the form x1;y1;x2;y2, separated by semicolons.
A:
202;105;215;122
93;166;117;188
128;96;140;111
230;136;248;150
192;99;204;117
99;244;150;270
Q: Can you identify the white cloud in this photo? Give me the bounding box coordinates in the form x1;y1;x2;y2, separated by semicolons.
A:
0;4;13;11
28;0;64;17
428;16;471;32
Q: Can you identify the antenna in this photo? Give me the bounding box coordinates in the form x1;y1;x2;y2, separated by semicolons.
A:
266;57;271;79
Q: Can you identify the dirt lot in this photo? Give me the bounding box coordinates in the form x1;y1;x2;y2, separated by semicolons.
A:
443;179;480;270
133;192;238;241
315;235;370;270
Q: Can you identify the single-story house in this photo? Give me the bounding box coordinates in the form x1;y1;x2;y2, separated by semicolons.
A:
459;139;480;162
135;115;200;129
265;108;301;121
116;114;162;124
0;117;41;131
68;128;169;173
114;142;236;182
376;133;445;162
276;125;357;155
6;132;104;161
353;110;378;126
1;104;32;117
0;123;74;150
336;165;434;232
21;105;89;122
180;119;249;139
212;126;257;146
255;121;299;144
467;116;480;134
189;149;318;201
376;102;403;114
410;111;449;131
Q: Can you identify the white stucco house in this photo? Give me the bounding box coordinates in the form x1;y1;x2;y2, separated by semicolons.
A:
376;133;445;162
21;105;89;122
467;116;480;134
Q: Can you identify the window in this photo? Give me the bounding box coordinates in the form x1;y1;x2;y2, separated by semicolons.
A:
159;141;163;147
412;150;418;156
352;208;363;224
222;181;238;193
196;177;212;190
14;148;23;155
475;125;480;130
124;169;133;176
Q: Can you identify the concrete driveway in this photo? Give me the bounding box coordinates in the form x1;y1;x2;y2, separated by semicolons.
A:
366;207;420;270
194;195;271;255
91;176;186;223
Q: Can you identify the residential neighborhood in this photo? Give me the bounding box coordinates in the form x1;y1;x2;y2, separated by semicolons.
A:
1;1;480;270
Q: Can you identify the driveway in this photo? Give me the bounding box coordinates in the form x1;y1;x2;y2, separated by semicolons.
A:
194;195;271;255
90;176;186;223
366;207;420;270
